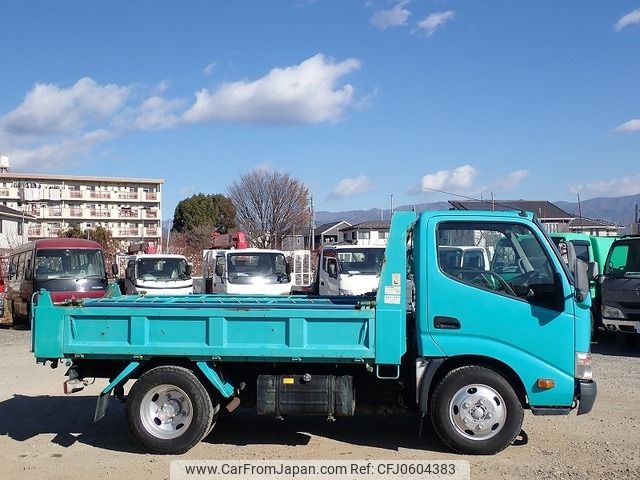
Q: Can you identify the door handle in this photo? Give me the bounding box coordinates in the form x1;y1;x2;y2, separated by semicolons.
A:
434;316;461;329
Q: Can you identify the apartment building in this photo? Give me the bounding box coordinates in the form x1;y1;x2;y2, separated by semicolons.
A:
0;171;163;243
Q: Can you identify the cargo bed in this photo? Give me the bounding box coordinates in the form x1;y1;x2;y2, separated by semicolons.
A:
33;290;377;363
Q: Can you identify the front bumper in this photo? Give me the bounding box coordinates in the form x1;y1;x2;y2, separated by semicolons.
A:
577;380;597;415
602;318;640;334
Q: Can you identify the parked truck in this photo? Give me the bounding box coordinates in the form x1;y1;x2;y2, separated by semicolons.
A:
315;244;386;296
202;248;292;295
116;254;193;295
32;210;595;455
549;233;617;332
600;235;640;344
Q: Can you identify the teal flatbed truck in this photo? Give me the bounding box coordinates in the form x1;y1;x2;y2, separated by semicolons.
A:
32;211;596;455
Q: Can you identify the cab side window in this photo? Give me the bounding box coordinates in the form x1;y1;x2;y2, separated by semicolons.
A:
437;221;562;311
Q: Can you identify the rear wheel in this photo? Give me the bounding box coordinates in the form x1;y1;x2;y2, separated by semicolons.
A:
126;366;213;454
430;365;523;455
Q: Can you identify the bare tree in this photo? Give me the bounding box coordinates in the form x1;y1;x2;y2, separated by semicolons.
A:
227;170;310;249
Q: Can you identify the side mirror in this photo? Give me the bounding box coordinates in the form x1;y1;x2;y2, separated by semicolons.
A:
25;269;33;281
111;264;119;276
125;267;134;280
286;261;292;276
185;264;192;277
9;263;17;277
574;258;590;302
587;261;599;280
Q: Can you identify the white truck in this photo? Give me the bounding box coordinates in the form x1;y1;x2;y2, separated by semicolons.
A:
438;245;491;271
316;244;386;296
203;249;292;295
118;254;193;295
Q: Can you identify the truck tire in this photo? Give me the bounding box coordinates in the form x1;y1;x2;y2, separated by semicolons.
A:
430;365;523;455
126;366;214;454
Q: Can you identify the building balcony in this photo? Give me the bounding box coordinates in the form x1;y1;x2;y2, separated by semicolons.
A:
90;209;111;218
144;227;159;237
118;192;139;200
143;192;158;200
0;188;10;197
117;228;142;237
143;210;158;218
119;209;139;218
69;209;83;217
90;191;112;199
69;190;83;199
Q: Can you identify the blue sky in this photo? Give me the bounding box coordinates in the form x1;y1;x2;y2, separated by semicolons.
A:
1;1;639;219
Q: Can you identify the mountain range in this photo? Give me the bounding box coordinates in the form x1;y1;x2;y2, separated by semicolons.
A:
316;194;640;228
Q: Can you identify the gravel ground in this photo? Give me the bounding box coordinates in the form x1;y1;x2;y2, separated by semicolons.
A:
0;329;639;480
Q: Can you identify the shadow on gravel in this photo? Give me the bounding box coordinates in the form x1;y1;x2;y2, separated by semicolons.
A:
0;394;141;453
206;409;485;454
0;395;530;455
591;332;640;358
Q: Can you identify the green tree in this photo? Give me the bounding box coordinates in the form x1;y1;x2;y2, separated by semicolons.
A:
171;193;236;233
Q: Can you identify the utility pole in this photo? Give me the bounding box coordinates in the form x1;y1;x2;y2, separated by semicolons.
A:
309;195;315;251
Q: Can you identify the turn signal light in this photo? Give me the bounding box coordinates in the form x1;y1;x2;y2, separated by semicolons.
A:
536;379;555;390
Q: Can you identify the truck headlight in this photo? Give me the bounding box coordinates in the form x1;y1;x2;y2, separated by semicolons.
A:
575;352;593;380
601;304;625;319
339;289;354;296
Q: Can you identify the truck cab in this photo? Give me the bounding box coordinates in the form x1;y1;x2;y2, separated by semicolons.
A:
210;249;292;295
317;244;386;296
122;254;193;295
600;236;640;340
549;233;617;331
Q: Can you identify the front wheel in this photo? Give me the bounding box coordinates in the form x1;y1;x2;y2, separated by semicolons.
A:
126;365;214;454
430;365;523;455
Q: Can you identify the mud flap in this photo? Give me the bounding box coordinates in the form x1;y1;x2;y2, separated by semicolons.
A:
94;392;111;422
93;361;140;422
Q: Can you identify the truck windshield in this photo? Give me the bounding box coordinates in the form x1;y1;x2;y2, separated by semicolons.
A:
337;248;385;275
35;249;106;279
605;241;640;278
227;252;288;282
137;258;190;281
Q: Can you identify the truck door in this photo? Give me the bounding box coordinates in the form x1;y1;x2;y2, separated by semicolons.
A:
425;217;576;407
214;255;227;293
318;249;339;295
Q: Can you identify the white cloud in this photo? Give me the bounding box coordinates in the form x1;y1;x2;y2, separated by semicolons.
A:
569;175;640;198
493;169;529;191
421;164;478;192
615;118;640;133
416;10;456;37
1;77;131;137
9;129;113;170
329;175;373;199
371;1;411;30
0;55;365;170
182;54;361;125
614;8;640;32
203;62;216;76
128;96;185;130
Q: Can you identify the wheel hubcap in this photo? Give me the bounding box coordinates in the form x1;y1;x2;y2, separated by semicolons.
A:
140;384;194;439
449;384;506;440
